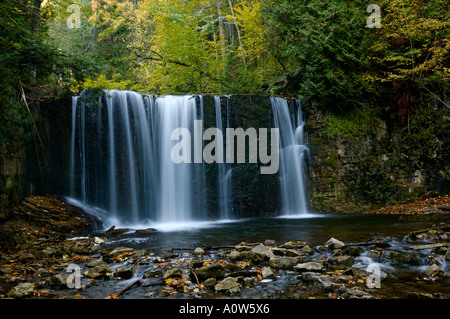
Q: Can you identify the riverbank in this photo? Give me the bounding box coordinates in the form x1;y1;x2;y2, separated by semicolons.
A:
0;196;449;299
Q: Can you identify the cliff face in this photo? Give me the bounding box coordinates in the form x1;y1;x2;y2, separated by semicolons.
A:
306;101;450;213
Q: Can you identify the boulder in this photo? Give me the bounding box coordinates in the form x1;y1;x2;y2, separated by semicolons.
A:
294;262;324;272
215;277;242;295
7;282;34;298
268;256;304;269
301;272;333;291
279;241;308;249
190;264;225;282
193;247;206;255
324;237;345;250
386;251;421;265
229;251;241;261
114;266;134;279
261;267;276;280
162;268;183;279
204;277;217;288
48;273;70;287
324;256;354;270
424;264;447;278
251;244;275;259
343;246;361;257
86;259;106;268
236;251;265;263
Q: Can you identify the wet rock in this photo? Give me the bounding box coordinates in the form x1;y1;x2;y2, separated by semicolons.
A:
19;253;35;263
279;241;308;249
251;244;275;259
228;271;259;278
191;264;225;282
406;292;434;299
264;239;276;246
234;244;252;251
229;251;241;261
300;245;313;254
261;267;276;280
324;256;354;270
204;277;216;288
343;246;361;257
104;227;130;237
48;273;70;287
301;272;333;291
162;268;183;279
86;259;106;268
386;251;421;265
272;247;303;257
294;262;324;272
236;251;265;263
424;264;447;278
343;287;374;299
87;264;112;279
104;246;136;257
7;282;34;298
193;247;206;255
324;237;345;250
215;277;242;295
42;247;57;257
268;256;304;269
134;228;156;234
114;266;134;279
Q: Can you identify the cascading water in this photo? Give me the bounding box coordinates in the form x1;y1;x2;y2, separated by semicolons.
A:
214;96;231;220
70;91;310;226
270;97;309;216
70;90;207;225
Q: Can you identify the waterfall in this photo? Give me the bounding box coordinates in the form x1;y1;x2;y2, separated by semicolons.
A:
69;91;309;225
70;91;207;225
214;96;231;219
270;97;309;215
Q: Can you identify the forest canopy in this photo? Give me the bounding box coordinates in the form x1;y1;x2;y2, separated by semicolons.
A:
0;0;449;113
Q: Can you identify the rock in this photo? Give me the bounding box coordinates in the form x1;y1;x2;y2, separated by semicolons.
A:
264;239;276;246
104;227;130;236
104;246;136;258
261;267;276;280
268;256;304;269
86;259;106;268
193;247;206;255
437;205;450;212
215;277;242;295
301;272;333;291
93;237;105;244
344;287;374;299
324;237;345;250
48;273;70;287
251;244;275;259
115;266;134;279
42;247;56;257
228;271;259;278
86;264;112;279
300;245;313;254
19;253;35;263
162;268;183;279
7;282;34;298
234;244;252;251
343;246;361;257
279;241;308;249
445;249;450;261
229;251;241;261
237;251;265;263
424;264;447;278
134;228;156;234
386;251;421;265
204;277;216;288
190;264;225;282
294;262;324;272
272;247;303;257
351;264;387;279
406;292;434;299
324;256;354;270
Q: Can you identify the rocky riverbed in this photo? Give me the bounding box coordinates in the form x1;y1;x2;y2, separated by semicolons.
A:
1;196;449;299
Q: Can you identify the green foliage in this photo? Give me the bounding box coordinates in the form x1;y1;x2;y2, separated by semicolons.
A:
324;107;381;140
260;0;371;109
